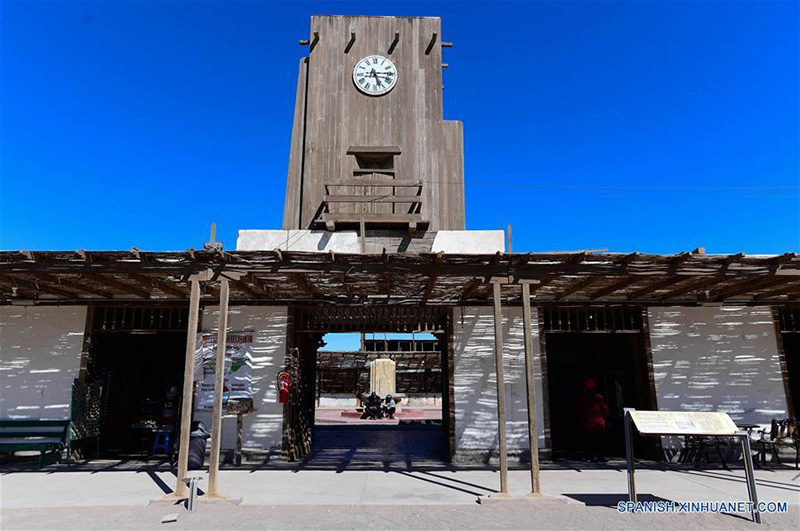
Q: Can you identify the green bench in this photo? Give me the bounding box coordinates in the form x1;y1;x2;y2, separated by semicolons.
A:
0;420;71;468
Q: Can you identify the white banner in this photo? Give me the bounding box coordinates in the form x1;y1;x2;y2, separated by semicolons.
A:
195;332;254;411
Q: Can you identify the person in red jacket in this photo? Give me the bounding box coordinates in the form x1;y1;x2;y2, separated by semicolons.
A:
577;377;610;463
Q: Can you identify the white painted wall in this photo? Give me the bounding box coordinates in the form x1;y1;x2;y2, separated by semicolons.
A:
431;231;505;254
648;306;786;426
452;306;544;461
0;306;86;420
197;305;288;453
237;230;360;252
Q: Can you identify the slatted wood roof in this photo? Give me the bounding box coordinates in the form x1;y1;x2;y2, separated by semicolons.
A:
0;249;798;305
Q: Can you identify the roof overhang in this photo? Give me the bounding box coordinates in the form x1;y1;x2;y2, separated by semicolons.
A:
0;250;798;306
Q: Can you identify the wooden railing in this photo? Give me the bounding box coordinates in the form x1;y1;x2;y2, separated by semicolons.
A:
315;170;426;230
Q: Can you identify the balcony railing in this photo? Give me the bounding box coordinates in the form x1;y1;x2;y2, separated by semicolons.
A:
314;170;427;231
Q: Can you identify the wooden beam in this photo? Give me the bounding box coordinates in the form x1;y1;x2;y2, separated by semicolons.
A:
568;252;588;264
491;282;510;496
207;279;229;498
521;283;540;495
769;252;797;265
753;281;800;299
423;274;438;301
323;195;421;204
172;279;201;499
326;179;418;187
127;273;187;298
460;278;483;301
659;276;730;300
319;213;423;224
85;274;151;298
26;273;115;298
628;277;685;300
292;273;322;298
554;277;599;300
712;277;789;301
230;278;262;298
0;274;76;299
425;31;437;55
588;277;640;300
529;275;558;293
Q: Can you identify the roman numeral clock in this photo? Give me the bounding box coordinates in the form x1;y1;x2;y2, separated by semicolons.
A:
283;16;465;234
353;55;398;96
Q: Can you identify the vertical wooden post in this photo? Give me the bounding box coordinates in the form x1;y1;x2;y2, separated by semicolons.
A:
521;283;541;495
171;279;200;499
491;282;511;496
235;412;243;468
206;279;230;498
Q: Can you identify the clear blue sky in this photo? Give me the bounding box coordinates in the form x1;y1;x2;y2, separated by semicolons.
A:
1;1;797;254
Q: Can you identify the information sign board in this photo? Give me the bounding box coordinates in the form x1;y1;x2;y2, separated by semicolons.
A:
629;410;738;436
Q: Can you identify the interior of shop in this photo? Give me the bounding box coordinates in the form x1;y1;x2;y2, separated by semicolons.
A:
545;331;654;459
78;306;188;459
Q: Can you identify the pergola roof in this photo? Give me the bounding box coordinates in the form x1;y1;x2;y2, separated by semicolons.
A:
0;249;798;306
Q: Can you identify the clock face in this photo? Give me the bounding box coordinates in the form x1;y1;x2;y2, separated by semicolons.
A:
353;55;397;96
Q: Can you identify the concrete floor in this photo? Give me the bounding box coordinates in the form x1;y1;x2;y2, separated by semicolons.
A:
4;500;799;530
2;424;798;529
2;463;798;508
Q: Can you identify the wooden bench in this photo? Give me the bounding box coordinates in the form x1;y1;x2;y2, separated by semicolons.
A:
0;420;71;468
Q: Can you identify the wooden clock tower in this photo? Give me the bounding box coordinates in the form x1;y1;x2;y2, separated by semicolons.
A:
282;15;465;234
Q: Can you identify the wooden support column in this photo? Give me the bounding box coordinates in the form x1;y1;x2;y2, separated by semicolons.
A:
521;283;541;496
206;279;230;498
491;281;511;497
171;279;201;499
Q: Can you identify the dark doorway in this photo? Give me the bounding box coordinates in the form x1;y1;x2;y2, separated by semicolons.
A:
545;332;654;458
781;333;800;416
89;332;186;456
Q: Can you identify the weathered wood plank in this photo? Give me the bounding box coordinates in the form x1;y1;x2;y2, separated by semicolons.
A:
323;195;422;203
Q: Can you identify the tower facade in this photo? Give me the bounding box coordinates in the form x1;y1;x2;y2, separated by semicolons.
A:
282;16;465;233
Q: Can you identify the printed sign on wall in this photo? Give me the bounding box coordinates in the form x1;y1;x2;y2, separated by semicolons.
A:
195;332;254;410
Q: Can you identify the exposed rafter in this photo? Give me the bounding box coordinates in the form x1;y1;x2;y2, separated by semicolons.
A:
127;273;186;298
86;274;151;299
628;277;685;300
754;281;800;299
588;277;640;300
659;276;731;300
0;274;75;299
711;277;790;301
27;273;115;298
554;277;600;300
292;273;322;298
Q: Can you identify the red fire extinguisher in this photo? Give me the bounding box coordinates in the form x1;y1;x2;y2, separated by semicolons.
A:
277;371;292;404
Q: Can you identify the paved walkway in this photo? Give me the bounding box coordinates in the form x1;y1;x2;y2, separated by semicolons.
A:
5;500;799;530
2;462;798;508
2;462;798;529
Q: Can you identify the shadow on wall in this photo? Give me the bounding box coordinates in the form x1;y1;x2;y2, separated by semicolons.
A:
649;306;786;428
0;307;87;420
452;307;545;460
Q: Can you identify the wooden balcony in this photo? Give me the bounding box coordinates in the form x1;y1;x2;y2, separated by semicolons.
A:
314;172;428;232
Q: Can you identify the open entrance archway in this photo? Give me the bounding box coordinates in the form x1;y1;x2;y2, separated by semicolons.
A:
281;306;454;466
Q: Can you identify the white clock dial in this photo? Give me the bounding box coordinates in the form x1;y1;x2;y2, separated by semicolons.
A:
353;55;397;96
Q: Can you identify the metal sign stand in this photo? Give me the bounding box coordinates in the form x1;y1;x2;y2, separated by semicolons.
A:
624;408;761;524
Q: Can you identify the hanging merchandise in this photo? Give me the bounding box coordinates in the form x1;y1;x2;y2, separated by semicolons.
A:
195;332;254;410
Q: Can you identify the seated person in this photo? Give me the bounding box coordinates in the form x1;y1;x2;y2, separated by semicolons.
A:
382;394;396;420
362;392;382;420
